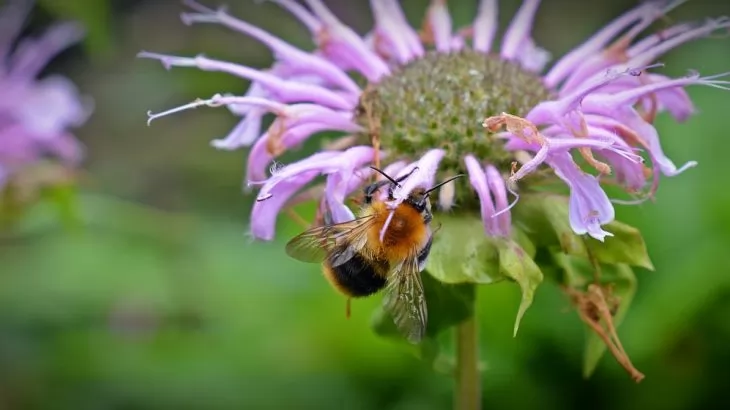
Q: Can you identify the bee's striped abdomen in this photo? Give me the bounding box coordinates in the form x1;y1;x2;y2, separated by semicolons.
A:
323;253;389;297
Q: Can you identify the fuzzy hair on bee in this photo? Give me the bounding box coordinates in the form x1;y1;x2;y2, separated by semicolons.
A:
285;166;463;343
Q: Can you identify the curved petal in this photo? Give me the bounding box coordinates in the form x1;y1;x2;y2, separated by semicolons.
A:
464;155;498;236
548;153;615;241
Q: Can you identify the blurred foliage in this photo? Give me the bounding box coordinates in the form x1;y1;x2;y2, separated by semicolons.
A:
3;0;730;409
37;0;113;57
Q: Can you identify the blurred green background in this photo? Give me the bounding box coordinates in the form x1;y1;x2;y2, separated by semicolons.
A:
2;0;730;408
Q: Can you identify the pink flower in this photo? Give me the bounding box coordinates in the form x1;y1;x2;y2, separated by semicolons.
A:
141;0;728;242
0;1;92;186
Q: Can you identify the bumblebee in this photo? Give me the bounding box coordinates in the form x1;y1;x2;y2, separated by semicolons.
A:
285;167;462;343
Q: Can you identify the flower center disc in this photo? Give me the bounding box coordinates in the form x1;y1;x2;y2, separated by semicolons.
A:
356;50;552;175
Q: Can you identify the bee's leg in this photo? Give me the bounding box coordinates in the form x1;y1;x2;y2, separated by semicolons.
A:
345;298;352;319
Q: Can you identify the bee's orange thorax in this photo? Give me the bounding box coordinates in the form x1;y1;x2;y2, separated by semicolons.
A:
364;201;429;262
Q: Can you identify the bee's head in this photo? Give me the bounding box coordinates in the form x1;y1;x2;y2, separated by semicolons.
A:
404;187;430;213
367;166;420;202
367;166;463;213
405;175;465;213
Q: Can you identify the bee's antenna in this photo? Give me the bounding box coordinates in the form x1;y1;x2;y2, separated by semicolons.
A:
369;166;401;186
369;166;420;187
424;174;464;195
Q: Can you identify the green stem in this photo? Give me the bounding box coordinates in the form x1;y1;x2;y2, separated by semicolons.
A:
454;310;481;410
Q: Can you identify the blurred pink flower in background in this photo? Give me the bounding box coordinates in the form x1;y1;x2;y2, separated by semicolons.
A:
0;0;92;188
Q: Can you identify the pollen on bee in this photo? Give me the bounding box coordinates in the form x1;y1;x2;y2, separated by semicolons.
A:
368;201;429;262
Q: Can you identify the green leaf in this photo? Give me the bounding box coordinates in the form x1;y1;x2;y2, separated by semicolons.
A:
427;214;501;284
41;182;83;231
0;184;27;228
514;193;653;270
512;193;587;255
37;0;112;58
513;226;537;259
585;221;654;270
371;272;475;373
551;253;638;378
425;214;544;337
496;240;544;336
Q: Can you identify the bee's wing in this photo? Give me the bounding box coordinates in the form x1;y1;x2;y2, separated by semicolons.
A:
383;251;427;344
285;214;376;265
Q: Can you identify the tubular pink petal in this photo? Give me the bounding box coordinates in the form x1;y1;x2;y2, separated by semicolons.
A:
473;0;498;53
0;0;33;65
500;0;541;61
464;155;498;236
551;0;688;91
210;114;264;150
369;0;423;63
382;0;424;58
250;151;343;195
252;146;377;206
303;0;390;82
578;73;696;121
14;76;92;136
485;165;511;236
0;125;38;163
583;124;641;154
450;34;466;50
390;149;446;203
246;132;276;185
8;22;85;80
43;131;85;165
211;75;274;150
504;131;642;185
285;109;361;132
583;72;730;116
321;165;374;224
549;153;615;241
138;52;356;110
246;119;360;184
627;22;695;58
425;0;453;53
180;4;360;94
527;66;654;125
347;167;374;193
269;0;321;32
325;147;380;223
226;77;271;116
367;13;410;63
626;17;730;69
601;150;647;192
646;74;695;122
383;161;407;177
565;17;730;93
585;102;696;177
144;94;286;125
544;1;661;87
509;141;549;183
516;37;551;73
251;171;321;240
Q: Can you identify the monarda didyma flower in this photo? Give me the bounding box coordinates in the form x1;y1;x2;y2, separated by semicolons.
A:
141;0;728;381
0;1;91;206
